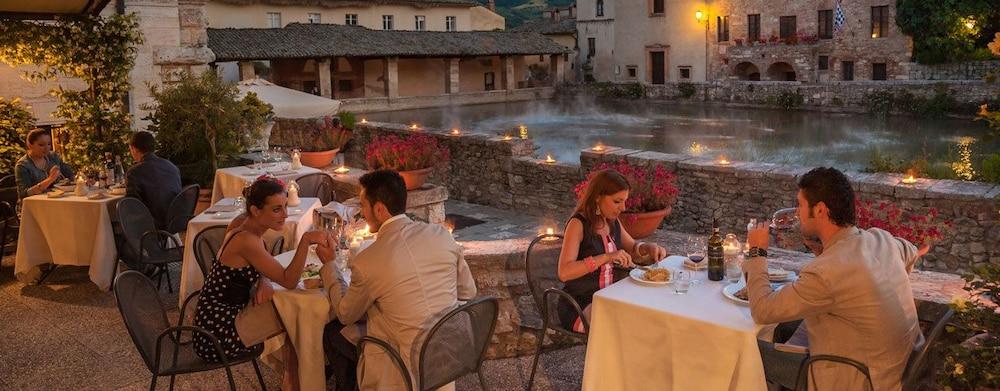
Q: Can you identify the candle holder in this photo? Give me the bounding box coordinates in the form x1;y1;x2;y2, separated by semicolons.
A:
901;175;917;185
410;124;420;131
543;154;556;164
519;125;529;139
592;142;606;152
540;228;559;241
287;180;301;206
289;148;302;170
450;128;462;136
716;156;731;166
334;165;350;174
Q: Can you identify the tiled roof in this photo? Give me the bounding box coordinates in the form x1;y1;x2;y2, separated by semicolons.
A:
511;17;576;35
207;23;570;61
212;0;483;7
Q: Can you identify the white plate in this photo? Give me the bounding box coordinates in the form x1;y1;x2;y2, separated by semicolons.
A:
629;267;674;285
287;208;303;216
768;271;798;282
723;282;750;306
210;211;237;220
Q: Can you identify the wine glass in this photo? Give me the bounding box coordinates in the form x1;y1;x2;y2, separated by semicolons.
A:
686;236;706;284
770;208;799;231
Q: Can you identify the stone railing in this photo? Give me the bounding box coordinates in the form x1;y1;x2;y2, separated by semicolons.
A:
345;122;999;274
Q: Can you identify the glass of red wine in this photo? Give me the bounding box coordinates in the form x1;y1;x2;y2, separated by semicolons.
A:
686;236;706;284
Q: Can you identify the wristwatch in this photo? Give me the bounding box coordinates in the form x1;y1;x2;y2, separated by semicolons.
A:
748;247;768;258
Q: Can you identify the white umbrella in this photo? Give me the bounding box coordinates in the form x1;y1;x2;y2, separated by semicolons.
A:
236;78;340;119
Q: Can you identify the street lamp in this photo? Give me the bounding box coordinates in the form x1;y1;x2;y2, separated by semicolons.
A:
695;10;704;21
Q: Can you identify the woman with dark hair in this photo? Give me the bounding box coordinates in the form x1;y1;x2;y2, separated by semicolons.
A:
14;128;74;199
193;177;335;391
557;169;669;332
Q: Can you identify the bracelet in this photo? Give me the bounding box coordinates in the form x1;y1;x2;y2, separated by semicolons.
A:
584;256;597;272
635;241;647;257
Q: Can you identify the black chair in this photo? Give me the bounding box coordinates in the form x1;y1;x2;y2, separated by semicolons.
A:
163;184;200;234
357;296;500;391
295;173;335;205
114;271;266;391
0;174;18;255
0;201;15;256
0;174;16;206
117;197;184;292
792;300;956;391
193;225;228;280
268;236;285;256
524;234;588;390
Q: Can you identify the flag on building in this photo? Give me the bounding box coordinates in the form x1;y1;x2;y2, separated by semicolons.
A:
834;0;847;32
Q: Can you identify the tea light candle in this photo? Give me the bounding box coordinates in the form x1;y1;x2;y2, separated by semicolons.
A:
450;128;461;136
287;180;301;206
360;118;368;124
74;174;89;196
289;149;302;170
541;227;559;241
592;142;606;152
544;154;556;164
716;156;731;166
502;134;513;141
901;175;917;185
410;123;419;130
519;125;528;139
334;165;350;174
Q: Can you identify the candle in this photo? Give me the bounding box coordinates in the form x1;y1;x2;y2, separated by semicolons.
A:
450;128;461;136
592;142;605;152
519;125;528;139
544;154;556;164
334;165;350;174
410;123;419;130
716;156;731;165
541;227;559;241
289;149;302;170
74;174;89;196
901;175;917;184
360;118;367;124
689;142;706;156
287;180;301;206
502;134;513;141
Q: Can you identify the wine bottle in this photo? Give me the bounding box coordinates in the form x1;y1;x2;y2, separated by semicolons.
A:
708;218;725;281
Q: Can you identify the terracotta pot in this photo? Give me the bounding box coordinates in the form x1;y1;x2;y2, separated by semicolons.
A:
620;207;671;239
195;188;213;215
299;148;340;169
399;167;433;190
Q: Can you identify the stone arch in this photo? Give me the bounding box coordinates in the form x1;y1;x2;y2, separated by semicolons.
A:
766;62;797;81
733;62;761;81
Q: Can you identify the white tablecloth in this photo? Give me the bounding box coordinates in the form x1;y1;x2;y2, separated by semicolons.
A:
14;194;124;291
582;256;771;391
177;197;321;307
211;165;322;204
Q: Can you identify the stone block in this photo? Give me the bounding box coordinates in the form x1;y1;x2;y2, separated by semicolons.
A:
626;151;690;171
928;180;997;201
857;173;900;197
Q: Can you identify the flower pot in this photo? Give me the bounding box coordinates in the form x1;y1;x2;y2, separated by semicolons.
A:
195;188;213;215
620;207;671;239
399;167;433;190
299;148;340;169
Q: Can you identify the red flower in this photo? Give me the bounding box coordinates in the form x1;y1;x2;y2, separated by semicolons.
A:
575;160;679;213
854;199;949;247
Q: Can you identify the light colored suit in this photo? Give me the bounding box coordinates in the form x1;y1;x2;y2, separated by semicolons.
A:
321;214;477;390
745;227;922;391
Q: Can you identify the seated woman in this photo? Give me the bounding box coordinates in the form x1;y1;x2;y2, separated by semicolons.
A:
14;128;74;199
557;169;668;333
193;177;335;391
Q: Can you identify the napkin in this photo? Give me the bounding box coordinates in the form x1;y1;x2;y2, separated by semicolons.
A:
270;170;298;176
205;204;240;214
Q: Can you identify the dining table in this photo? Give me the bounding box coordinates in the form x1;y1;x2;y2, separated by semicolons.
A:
211;164;322;204
176;197;321;307
14;191;125;291
581;255;776;391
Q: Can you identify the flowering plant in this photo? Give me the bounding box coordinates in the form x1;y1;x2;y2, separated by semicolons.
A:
255;174;285;188
272;113;353;152
938;264;1000;390
365;133;450;172
854;199;951;247
574;160;679;214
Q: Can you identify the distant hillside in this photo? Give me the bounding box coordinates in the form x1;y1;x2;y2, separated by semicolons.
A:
487;0;575;28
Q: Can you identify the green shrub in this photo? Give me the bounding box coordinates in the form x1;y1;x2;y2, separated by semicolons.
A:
864;90;895;115
772;91;804;110
980;154;1000;183
0;97;35;175
677;82;697;99
592;82;645;99
893;88;959;118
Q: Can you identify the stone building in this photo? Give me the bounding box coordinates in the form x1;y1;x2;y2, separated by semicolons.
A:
207;23;569;100
511;4;578;84
577;0;915;83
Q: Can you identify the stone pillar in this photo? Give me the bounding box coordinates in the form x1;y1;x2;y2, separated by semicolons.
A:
319;58;332;98
550;54;565;85
445;58;460;94
502;55;515;90
384;56;399;98
239;61;256;80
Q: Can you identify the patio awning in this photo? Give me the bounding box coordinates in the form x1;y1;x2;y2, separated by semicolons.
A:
0;0;112;20
237;78;341;119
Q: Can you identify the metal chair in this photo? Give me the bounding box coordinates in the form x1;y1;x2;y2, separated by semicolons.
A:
295;173;335;205
357;336;414;391
117;197;184;292
114;271;266;391
792;299;956;391
163;184;200;233
192;225;228;280
268;236;285;256
524;234;588;390
357;296;500;391
0;175;18;255
0;201;15;256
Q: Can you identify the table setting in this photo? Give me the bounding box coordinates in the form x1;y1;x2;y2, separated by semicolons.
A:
210;148;322;204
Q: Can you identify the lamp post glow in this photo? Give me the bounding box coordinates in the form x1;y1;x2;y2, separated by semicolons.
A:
695;10;704;20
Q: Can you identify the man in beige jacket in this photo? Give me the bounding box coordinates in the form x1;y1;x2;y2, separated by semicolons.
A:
320;169;477;390
745;167;927;391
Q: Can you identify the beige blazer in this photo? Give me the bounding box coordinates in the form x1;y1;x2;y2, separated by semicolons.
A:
745;227;922;391
322;215;477;390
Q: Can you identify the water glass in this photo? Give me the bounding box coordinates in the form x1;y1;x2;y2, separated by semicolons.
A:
673;271;691;295
726;257;743;284
233;196;245;212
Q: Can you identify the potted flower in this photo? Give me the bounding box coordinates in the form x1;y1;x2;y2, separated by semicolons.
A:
575;160;679;239
365;133;450;190
272;111;354;168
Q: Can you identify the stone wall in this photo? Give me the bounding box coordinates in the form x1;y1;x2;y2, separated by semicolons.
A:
906;61;1000;81
337;87;556;113
348;122;1000;274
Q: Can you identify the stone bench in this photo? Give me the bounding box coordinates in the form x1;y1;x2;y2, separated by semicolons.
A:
324;166;448;224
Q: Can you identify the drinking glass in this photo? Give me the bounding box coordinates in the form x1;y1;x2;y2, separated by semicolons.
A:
673;270;691;295
770;208;799;231
233;196;246;212
726;255;743;284
686;236;706;284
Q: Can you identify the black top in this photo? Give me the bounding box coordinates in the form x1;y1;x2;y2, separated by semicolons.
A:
193;231;261;362
558;213;629;330
125;153;181;229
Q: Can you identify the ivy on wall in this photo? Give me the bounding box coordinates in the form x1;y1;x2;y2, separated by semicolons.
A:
0;14;143;171
896;0;1000;64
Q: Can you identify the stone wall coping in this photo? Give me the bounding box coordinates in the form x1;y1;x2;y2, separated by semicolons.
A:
358;122;534;156
513;155;581;171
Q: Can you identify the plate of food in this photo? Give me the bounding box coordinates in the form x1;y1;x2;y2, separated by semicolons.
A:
767;268;797;282
109;187;126;196
629;266;673;285
47;189;67;198
301;264;323;289
723;282;749;306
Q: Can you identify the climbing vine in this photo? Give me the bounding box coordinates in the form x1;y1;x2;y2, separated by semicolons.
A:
0;14;143;171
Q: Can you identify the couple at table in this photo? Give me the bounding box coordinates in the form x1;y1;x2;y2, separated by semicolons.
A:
561;167;927;391
192;170;476;390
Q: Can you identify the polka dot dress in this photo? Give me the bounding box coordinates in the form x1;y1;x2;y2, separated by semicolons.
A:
193;233;261;362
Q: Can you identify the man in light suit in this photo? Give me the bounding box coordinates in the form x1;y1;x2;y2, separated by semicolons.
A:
319;169;477;390
745;167;928;391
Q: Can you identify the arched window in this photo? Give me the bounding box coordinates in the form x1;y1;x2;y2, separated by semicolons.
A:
596;0;604;17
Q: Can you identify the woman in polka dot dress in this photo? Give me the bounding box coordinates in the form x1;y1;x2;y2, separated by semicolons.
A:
193;177;336;391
